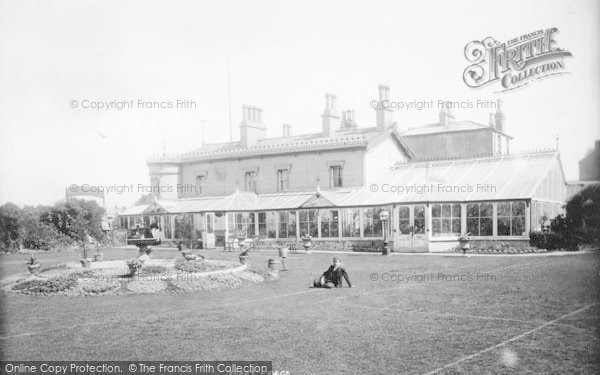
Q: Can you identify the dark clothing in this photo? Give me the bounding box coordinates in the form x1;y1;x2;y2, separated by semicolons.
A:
321;265;352;287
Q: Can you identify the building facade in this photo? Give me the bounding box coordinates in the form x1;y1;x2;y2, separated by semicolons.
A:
120;84;567;252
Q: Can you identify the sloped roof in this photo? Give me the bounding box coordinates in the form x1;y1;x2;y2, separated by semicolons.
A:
338;151;562;206
148;126;406;163
400;120;511;138
120;204;151;216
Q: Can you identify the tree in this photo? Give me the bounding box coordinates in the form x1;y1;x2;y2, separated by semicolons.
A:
565;183;600;244
0;203;23;251
41;199;105;243
174;214;194;247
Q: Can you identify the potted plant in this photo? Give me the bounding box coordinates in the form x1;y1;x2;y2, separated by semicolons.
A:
26;256;40;274
239;248;250;265
126;258;144;276
239;254;249;264
458;232;471;255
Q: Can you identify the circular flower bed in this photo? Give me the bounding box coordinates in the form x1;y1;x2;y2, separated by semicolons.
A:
453;246;548;254
2;258;265;296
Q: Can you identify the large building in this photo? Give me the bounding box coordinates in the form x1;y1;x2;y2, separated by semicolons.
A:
566;139;600;200
120;84;567;252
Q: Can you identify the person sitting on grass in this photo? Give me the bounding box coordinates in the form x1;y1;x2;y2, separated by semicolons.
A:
312;257;354;288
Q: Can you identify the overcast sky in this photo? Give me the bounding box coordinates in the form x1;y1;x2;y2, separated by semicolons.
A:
0;0;598;210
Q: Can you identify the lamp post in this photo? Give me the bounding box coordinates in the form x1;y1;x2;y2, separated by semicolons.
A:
380;210;390;255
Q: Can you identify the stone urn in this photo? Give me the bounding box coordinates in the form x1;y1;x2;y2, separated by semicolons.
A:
27;263;41;274
301;236;312;254
459;233;471;255
182;252;198;261
80;258;92;268
93;253;104;262
25;256;40;274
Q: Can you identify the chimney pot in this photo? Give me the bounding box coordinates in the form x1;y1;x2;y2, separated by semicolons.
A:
322;93;340;137
282;124;292;138
375;84;394;129
240;105;266;147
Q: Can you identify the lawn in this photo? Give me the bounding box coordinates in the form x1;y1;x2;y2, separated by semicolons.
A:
1;247;599;374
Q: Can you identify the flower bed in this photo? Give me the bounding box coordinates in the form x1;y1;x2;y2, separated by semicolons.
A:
453;246;548;254
175;259;234;273
2;258;264;296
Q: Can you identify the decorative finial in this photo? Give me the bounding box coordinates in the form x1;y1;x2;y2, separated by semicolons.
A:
315;176;321;197
555;134;559;150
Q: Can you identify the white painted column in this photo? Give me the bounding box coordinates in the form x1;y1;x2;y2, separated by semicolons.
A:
295;210;300;240
525;201;531;236
461;203;467;235
492;202;498;237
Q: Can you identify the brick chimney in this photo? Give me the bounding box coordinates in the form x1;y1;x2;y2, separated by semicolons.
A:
240;105;266;147
282;124;292;138
321;93;339;137
375;84;394;130
340;110;357;130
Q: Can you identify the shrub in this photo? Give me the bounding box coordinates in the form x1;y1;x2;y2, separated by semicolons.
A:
529;229;576;251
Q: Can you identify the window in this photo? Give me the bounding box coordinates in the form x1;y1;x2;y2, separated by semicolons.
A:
330;165;343;188
341;208;360;237
363;207;386;237
414;205;425;234
467;203;493;236
278;210;296;238
497;201;526;236
235;212;255;237
398;205;426;235
320;209;339;237
432;203;461;236
258;212;277;238
245;171;256;192
299;209;319;237
398;206;410;234
195;175;205;195
277;169;289;192
164;215;172;239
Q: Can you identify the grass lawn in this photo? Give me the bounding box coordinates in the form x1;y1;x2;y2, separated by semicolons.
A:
1;247;599;374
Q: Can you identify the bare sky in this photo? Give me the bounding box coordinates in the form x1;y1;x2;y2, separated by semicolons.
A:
0;0;598;209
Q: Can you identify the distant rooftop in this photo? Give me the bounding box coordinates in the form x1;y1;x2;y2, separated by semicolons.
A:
401;120;512;138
